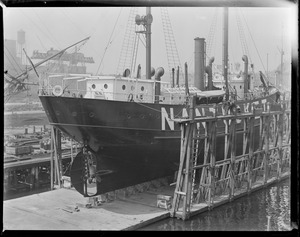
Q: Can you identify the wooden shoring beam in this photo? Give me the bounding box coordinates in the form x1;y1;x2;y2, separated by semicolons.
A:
247;110;255;193
52;126;62;187
56;128;63;183
252;113;266;183
190;124;200;204
228;114;237;200
182;122;195;220
207;119;217;208
70;139;74;163
237;117;248;186
263;105;271;185
50;126;54;190
284;110;291;145
276;109;284;180
196;119;211;203
220;118;229;184
170;122;191;218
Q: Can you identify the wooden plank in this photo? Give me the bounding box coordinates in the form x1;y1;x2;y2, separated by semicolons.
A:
3;188;172;230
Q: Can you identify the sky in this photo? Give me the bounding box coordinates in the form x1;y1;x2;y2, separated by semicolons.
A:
3;2;297;78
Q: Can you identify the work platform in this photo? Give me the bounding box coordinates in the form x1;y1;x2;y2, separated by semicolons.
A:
3;185;173;230
3;173;290;230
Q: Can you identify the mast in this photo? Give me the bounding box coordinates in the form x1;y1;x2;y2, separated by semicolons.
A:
223;7;229;100
135;7;152;79
280;36;284;89
146;7;152;79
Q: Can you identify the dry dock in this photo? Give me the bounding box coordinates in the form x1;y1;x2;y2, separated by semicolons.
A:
3;186;174;230
3;173;290;230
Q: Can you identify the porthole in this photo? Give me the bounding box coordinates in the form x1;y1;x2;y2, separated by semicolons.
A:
92;84;96;89
104;84;108;89
179;96;181;100
72;112;77;117
171;96;174;100
240;85;242;89
89;112;95;118
122;85;126;90
131;85;135;91
141;86;144;91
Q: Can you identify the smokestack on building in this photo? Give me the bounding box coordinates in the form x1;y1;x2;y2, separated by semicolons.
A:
194;37;205;90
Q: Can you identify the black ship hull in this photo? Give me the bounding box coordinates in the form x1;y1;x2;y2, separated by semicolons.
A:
39;92;279;196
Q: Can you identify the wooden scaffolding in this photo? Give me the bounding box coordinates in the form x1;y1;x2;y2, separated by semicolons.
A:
170;95;291;220
50;126;79;189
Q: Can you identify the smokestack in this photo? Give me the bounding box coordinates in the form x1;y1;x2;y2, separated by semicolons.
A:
205;57;215;90
136;64;141;78
172;68;175;88
155;67;164;103
184;63;189;96
176;66;179;87
194;37;205;90
242;55;248;93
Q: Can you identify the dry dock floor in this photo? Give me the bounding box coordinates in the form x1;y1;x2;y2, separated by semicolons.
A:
3;174;290;230
3;186;174;230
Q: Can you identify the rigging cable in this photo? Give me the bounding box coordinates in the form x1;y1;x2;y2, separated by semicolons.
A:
206;8;219;59
96;8;123;75
35;34;48;51
130;32;139;75
4;45;23;73
236;9;252;65
33;11;62;49
240;9;267;74
19;9;62;49
4;52;20;75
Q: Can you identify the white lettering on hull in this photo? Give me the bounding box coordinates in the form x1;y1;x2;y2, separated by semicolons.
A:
161;98;268;130
161;107;174;130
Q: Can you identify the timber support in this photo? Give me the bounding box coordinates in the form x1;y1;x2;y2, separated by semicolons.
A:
170;95;291;220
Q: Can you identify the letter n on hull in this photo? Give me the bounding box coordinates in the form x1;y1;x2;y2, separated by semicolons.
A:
161;107;174;130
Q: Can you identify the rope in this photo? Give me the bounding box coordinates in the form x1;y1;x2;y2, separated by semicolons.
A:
35;34;48;51
20;9;61;49
96;8;123;75
240;9;267;74
4;45;23;73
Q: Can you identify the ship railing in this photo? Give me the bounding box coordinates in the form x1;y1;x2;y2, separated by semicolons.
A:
234;91;270;101
39;86;156;103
